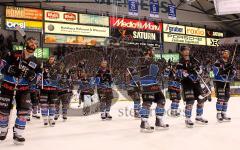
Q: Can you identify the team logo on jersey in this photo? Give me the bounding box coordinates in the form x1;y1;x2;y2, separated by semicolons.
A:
29;61;37;69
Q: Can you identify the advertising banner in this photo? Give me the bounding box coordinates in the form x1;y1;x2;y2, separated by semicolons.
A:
79;14;109;26
186;26;206;37
45;10;78;23
149;0;159;18
34;48;50;59
206;30;224;38
163;23;185;34
45;22;109;37
110;17;162;32
155;53;179;62
6;6;43;20
45;34;107;46
164;33;206;45
13;45;50;59
111;28;159;42
13;45;24;51
168;4;176;20
206;38;220;47
128;0;139;16
6;18;43;32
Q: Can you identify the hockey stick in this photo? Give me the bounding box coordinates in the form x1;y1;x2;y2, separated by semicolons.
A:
13;26;27;101
41;29;44;90
126;67;141;91
223;42;238;91
192;57;211;99
197;73;212;99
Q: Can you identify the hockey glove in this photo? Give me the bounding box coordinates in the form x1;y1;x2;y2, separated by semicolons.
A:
23;69;36;81
8;65;22;77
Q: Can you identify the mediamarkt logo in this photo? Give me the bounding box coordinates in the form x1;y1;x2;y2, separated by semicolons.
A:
110;17;161;31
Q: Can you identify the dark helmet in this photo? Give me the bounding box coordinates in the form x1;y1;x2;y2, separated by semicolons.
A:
180;45;190;52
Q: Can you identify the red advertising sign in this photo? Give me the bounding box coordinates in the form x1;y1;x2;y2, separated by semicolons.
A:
110;17;162;32
44;10;78;23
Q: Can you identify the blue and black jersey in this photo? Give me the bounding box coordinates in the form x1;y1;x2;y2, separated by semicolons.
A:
213;59;236;83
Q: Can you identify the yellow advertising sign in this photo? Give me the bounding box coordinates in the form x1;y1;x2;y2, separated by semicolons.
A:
164;33;206;45
5;18;43;32
6;6;43;20
45;22;109;37
186;26;205;37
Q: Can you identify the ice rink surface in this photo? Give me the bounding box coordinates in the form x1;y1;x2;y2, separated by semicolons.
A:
1;97;240;150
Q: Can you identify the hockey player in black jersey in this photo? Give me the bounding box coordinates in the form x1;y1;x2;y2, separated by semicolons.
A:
96;60;113;120
164;61;181;117
176;46;208;128
40;56;61;126
0;37;41;144
213;50;236;122
78;70;95;115
55;69;73;121
138;48;169;132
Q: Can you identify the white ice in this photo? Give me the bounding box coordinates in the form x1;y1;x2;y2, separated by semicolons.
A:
1;97;240;150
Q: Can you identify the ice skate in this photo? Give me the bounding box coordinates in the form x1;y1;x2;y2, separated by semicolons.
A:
63;115;68;121
43;118;49;126
217;113;223;122
49;118;56;127
26;116;31;122
140;118;154;133
0;128;8;141
185;119;194;128
155;117;169;130
195;117;208;124
13;127;25;145
101;112;106;121
106;112;112;120
222;113;231;122
32;114;41;119
54;114;60;121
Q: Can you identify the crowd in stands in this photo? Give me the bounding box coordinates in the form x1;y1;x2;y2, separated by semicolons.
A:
0;34;15;58
1;34;240;81
189;45;240;80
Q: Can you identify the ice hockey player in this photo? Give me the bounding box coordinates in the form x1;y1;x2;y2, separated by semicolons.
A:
78;70;95;115
125;66;141;118
138;47;169;132
164;60;181;117
76;60;87;108
176;46;208;128
213;50;236;122
55;69;73;121
40;56;60;126
0;37;41;144
95;60;113;120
